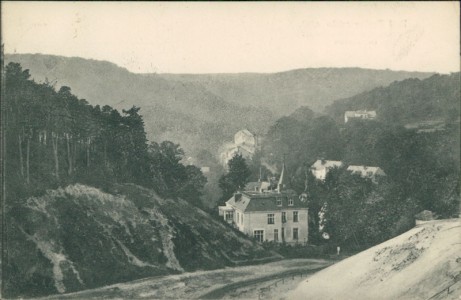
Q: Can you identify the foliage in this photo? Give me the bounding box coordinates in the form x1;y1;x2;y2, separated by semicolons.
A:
218;154;251;204
258;105;459;250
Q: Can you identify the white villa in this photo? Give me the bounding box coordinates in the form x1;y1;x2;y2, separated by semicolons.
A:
219;164;309;244
310;159;343;181
347;165;386;182
344;110;377;123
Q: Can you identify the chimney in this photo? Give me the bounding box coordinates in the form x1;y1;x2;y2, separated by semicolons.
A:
234;193;242;201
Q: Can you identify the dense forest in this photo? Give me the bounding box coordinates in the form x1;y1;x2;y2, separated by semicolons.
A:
252;103;460;249
3;62;207;207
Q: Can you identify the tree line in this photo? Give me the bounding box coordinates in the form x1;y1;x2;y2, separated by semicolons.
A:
3;62;206;207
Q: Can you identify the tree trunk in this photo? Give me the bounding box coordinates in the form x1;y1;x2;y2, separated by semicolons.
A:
52;133;59;179
26;133;30;184
72;140;77;174
86;137;91;168
66;134;72;176
18;134;24;178
104;141;108;168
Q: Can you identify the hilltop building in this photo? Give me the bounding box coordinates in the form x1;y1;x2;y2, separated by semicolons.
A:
344;110;377;123
347;165;386;182
219;164;309;244
220;129;259;167
310;159;343;181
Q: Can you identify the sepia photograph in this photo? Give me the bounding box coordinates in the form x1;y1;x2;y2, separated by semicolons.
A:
1;2;460;299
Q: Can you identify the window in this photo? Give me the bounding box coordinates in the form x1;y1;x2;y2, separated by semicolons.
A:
281;228;285;241
267;214;275;224
288;198;294;206
274;229;279;242
282;212;287;223
293;228;299;240
241;213;243;224
225;211;233;221
254;230;264;242
293;211;298;223
276;198;282;206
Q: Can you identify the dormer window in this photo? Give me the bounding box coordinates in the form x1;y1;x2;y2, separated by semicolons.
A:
276;198;282;206
288;198;294;206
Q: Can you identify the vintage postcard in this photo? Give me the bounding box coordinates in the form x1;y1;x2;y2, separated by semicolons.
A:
1;2;460;299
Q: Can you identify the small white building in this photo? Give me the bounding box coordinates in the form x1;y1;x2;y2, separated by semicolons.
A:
344;110;377;123
310;160;343;181
220;129;258;167
347;165;386;182
219;164;309;244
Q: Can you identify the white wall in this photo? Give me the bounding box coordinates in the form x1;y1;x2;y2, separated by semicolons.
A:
243;209;308;244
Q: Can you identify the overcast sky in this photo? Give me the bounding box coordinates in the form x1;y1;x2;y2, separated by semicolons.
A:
2;2;460;74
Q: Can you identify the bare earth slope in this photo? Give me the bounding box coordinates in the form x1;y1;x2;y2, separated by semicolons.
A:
289;219;461;300
5;184;278;298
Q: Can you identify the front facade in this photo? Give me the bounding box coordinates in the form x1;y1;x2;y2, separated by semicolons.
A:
219;165;309;244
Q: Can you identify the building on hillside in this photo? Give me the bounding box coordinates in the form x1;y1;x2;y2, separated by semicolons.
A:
220;129;259;167
310;159;343;181
234;129;256;147
200;166;210;174
218;164;309;245
344;110;377;123
347;165;386;182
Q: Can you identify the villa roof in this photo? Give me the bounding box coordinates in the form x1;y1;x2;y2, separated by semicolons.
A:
347;165;386;177
226;189;307;213
236;129;254;137
311;159;343;170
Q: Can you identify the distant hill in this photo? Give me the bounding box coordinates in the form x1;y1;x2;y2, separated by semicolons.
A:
289;219;461;299
4;53;433;158
326;73;461;125
159;68;434;114
5;184;278;298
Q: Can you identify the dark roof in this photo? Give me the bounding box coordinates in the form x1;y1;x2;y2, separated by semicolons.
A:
226;189;308;212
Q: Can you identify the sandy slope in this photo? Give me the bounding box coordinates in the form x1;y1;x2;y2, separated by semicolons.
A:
288;219;461;300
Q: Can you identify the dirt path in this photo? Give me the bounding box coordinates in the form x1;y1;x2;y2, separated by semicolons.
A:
38;258;337;299
200;266;328;299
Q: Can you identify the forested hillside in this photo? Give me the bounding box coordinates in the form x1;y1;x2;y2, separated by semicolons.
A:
326;73;460;125
256;105;460;249
3;62;211;203
4;54;433;159
4;54;274;159
2;62;278;298
159;68;433;114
